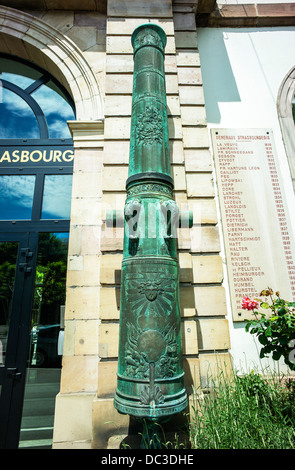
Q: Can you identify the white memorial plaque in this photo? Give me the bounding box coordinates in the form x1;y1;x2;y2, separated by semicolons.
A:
211;129;295;321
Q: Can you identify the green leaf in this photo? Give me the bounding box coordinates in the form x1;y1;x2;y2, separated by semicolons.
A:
263;344;272;354
280;336;289;345
278;307;287;316
260;302;269;309
272;350;282;360
245;323;252;332
265;326;272;337
258;334;268;345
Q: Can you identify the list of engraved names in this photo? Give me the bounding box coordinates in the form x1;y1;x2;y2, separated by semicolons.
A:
212;129;295;321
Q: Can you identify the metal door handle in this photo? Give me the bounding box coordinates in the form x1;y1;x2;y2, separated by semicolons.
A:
6;368;22;379
19;263;32;273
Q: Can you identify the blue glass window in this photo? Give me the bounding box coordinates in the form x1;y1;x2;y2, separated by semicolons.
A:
41;175;73;220
0;55;75;223
0;88;40;139
32;81;75;139
0;57;41;88
0;56;75;140
0;175;35;220
1;72;36;89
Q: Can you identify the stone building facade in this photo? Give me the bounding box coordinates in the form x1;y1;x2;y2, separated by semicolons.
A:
1;0;294;450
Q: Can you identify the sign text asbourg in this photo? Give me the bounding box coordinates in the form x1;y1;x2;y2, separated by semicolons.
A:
0;145;74;166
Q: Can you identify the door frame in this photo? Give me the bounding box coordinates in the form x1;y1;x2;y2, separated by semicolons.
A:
0;53;75;448
0;231;38;449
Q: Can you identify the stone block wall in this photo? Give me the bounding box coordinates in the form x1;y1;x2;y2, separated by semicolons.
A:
94;0;232;448
0;0;232;450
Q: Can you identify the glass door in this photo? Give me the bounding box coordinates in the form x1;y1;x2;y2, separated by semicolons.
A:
19;232;69;449
0;232;69;449
0;53;74;449
0;232;37;449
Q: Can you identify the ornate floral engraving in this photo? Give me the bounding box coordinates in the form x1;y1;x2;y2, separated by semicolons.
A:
140;362;164;406
140;384;164;406
133;29;163;52
136;106;163;146
127;183;173;198
125;322;178;379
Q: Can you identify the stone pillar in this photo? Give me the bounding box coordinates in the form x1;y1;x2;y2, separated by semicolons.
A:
52;121;104;449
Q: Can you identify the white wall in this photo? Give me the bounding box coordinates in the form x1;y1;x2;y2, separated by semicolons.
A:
218;0;295;4
197;27;295;374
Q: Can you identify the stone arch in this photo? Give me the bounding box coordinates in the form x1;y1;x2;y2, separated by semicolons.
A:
277;66;295;191
0;6;103;120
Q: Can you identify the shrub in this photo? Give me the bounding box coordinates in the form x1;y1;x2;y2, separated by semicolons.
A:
190;369;295;449
242;289;295;371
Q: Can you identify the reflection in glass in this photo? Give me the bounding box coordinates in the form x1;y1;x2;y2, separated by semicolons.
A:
31;232;69;333
0;88;40;139
0;241;18;365
0;57;41;88
20;233;68;448
41;175;72;220
0;175;35;220
1;72;35;90
32;82;75;139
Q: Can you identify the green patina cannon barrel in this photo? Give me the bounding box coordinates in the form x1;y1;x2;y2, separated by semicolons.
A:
114;24;189;424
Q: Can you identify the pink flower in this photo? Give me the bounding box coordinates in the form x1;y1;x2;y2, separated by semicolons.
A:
242;297;259;311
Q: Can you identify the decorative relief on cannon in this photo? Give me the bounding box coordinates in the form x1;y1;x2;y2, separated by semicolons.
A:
110;24;193;445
